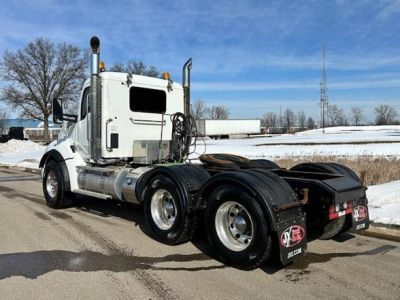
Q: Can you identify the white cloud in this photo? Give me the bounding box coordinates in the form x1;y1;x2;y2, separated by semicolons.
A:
193;76;400;92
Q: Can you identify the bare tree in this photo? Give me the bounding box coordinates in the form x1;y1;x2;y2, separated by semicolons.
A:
0;111;8;135
0;38;87;142
327;104;346;126
108;62;125;72
208;105;230;119
191;99;208;119
306;116;315;129
374;104;398;125
109;60;160;77
261;112;278;128
351;107;363;126
282;109;296;133
297;111;306;129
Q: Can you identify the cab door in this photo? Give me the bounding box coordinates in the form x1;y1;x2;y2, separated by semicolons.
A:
75;87;90;160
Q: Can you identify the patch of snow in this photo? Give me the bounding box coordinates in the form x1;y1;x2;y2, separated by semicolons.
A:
191;125;400;159
367;180;400;226
0;139;44;154
0;140;45;168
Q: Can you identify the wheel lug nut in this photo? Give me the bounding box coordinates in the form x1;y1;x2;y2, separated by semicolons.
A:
244;239;248;244
230;213;235;217
230;224;234;228
235;234;240;239
167;215;171;219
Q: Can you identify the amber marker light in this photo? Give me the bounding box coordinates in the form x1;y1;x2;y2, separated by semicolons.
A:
162;72;171;80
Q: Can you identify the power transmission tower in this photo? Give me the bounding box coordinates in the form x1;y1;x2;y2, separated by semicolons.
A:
320;45;328;133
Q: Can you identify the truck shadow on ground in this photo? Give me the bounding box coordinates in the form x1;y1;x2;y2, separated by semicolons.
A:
0;249;225;280
73;196;226;267
283;244;397;271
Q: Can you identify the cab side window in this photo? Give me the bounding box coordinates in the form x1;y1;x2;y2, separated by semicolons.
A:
81;87;90;120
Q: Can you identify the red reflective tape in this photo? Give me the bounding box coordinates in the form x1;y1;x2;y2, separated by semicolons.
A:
328;204;353;220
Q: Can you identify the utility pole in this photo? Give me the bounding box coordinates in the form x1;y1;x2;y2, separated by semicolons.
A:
320;45;328;133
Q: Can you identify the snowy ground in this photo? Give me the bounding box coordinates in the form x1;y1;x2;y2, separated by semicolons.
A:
192;125;400;159
0;125;399;226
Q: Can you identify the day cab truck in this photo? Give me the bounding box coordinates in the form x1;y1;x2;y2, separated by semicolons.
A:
40;37;369;270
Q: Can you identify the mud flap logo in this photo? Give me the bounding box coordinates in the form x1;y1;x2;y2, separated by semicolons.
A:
353;205;368;222
280;225;305;248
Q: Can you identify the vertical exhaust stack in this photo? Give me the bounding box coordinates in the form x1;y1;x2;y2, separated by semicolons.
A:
89;36;102;162
182;58;192;116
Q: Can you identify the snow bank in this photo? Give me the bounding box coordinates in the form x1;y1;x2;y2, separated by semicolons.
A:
0;139;44;154
367;180;400;226
0;140;45;168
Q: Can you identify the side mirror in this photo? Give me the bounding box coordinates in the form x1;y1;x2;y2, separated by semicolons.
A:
52;98;78;124
53;98;63;124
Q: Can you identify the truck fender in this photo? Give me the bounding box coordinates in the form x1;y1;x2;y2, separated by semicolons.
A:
39;149;71;192
136;164;210;212
200;169;305;230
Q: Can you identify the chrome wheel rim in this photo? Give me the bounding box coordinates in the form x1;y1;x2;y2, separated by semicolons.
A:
150;189;177;230
215;201;254;252
46;170;58;198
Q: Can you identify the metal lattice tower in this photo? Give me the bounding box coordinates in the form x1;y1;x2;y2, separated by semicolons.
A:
320;45;328;132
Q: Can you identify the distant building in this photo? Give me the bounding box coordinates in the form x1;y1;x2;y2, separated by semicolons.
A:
0;118;61;142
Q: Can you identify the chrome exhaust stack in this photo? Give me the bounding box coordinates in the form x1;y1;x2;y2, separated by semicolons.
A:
182;58;192;116
89;36;102;162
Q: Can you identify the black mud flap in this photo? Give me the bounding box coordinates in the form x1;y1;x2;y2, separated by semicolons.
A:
275;215;308;265
350;198;369;233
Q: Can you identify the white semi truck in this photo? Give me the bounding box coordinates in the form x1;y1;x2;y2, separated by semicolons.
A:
40;37;369;270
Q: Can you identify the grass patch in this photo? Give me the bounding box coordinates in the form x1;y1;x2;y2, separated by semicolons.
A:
275;156;400;186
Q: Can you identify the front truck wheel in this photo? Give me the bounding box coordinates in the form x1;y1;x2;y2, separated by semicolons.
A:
43;160;73;209
143;175;198;245
205;185;272;270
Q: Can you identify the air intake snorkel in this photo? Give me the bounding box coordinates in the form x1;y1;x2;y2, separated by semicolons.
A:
89;36;102;163
182;58;192;117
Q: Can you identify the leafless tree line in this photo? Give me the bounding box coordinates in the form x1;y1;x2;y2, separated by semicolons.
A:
261;104;399;133
191;99;230;119
108;61;160;77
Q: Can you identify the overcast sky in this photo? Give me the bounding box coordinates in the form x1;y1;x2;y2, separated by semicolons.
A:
1;0;400;122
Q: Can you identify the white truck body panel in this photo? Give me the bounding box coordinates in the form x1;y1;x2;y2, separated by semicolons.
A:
100;72;183;158
195;119;260;136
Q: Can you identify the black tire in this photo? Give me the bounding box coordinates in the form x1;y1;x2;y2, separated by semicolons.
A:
250;159;279;169
43;160;73;209
318;216;346;240
143;174;198;245
205;185;272;270
290;162;361;239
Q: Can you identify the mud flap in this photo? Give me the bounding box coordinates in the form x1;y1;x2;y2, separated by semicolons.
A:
275;215;308;265
350;198;369;233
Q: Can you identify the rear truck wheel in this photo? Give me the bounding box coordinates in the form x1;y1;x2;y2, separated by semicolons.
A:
205;185;272;270
43;160;73;209
143;174;198;245
290;162;362;239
